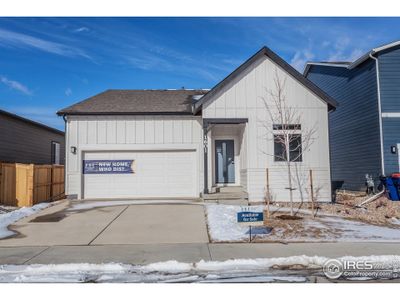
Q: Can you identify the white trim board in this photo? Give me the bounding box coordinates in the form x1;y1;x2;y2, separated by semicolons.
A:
382;112;400;118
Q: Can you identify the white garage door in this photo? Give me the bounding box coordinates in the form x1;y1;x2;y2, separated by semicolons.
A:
83;150;197;199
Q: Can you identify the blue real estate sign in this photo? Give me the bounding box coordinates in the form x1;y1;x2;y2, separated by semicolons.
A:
237;211;264;226
83;160;135;174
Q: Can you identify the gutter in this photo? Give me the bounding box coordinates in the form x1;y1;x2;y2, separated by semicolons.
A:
369;52;386;175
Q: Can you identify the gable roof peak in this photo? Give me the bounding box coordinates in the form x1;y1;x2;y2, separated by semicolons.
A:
194;46;337;112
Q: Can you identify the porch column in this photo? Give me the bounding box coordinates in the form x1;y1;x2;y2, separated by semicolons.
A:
203;122;209;195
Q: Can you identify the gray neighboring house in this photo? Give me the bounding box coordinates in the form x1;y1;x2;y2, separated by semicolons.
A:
304;40;400;191
0;109;65;165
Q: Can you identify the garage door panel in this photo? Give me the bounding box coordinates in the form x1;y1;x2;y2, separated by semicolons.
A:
83;150;197;199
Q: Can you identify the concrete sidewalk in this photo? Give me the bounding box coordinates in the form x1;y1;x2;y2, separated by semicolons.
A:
1;242;400;265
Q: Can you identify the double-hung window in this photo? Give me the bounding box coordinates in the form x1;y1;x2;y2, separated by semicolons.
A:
273;124;302;162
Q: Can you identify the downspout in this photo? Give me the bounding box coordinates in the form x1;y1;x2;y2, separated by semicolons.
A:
62;114;67;165
62;114;68;198
203;121;209;195
369;52;385;175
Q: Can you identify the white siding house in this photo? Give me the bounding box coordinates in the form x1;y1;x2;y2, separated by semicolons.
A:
58;47;337;203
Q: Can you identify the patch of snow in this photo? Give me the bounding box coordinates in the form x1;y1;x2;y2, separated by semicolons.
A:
1;255;400;283
206;204;265;242
0;203;51;239
390;217;400;226
199;275;307;283
69;199;203;211
195;256;325;272
325;217;400;241
140;260;192;273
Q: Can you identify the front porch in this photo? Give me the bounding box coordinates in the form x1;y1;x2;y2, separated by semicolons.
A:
202;118;248;204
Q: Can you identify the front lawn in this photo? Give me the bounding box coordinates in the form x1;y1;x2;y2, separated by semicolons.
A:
205;201;400;243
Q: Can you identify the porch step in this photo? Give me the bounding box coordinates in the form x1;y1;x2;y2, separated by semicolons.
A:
204;199;249;206
216;186;244;193
203;192;248;200
202;185;248;205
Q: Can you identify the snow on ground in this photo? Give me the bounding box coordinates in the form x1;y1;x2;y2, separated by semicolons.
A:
206;204;400;243
1;255;399;283
206;204;264;242
391;217;400;226
69;199;202;211
301;216;400;242
0;203;50;239
0;205;17;214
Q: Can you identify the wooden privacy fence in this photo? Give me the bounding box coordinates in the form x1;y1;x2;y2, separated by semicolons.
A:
0;162;64;207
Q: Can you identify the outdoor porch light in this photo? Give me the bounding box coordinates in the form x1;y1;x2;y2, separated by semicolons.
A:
391;146;397;154
71;146;77;154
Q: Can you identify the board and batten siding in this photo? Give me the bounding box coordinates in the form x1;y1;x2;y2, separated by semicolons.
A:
65;115;203;198
203;55;332;202
378;45;400;174
306;60;382;191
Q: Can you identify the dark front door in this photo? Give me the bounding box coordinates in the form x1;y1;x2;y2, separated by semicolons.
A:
215;140;235;184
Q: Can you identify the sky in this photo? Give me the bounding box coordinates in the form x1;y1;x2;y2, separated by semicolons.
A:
0;17;399;130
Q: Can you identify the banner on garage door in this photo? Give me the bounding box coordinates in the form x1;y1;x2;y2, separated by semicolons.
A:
83;160;135;174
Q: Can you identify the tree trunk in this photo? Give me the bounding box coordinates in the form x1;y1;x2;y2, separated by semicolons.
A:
285;134;294;216
287;162;294;216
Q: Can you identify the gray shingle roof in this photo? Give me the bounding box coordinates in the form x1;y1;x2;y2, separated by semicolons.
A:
57;89;209;115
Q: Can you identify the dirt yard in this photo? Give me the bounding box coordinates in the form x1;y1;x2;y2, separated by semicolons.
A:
250;192;400;243
268;191;400;227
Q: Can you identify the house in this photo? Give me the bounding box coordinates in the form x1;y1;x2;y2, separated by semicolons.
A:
304;40;400;191
57;46;337;202
0;109;65;165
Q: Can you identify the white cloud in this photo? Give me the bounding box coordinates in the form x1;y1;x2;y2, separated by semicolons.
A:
65;88;72;96
0;28;91;60
74;27;89;33
0;75;32;95
327;36;366;62
125;54;173;71
290;49;315;72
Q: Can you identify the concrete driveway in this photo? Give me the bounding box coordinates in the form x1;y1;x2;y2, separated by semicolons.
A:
0;200;209;247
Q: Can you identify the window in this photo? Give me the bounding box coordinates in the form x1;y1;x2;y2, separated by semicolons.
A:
289;134;302;162
274;135;286;161
273;123;303;162
272;124;301;130
51;141;61;164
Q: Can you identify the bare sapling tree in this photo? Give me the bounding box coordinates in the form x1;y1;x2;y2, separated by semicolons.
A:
261;69;317;216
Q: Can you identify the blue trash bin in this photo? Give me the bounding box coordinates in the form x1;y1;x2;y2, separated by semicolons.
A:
385;177;399;200
381;175;400;201
391;174;400;201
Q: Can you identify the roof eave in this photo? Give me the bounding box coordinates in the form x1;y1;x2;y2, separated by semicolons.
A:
1;109;64;135
303;62;350;76
57;111;195;116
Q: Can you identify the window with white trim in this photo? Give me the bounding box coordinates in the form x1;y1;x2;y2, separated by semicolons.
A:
273;124;302;162
51;141;61;164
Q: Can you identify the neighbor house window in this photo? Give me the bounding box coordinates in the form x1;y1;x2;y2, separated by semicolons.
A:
273;124;302;162
51;141;61;164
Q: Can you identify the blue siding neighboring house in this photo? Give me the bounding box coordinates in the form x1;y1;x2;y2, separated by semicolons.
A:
379;45;400;175
304;41;400;191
